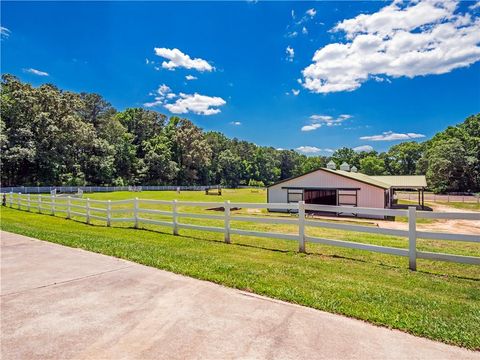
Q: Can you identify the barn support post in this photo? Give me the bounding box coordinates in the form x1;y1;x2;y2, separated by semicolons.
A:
408;206;417;271
224;200;231;244
298;201;306;253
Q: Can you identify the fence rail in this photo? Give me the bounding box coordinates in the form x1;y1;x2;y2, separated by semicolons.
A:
3;192;479;270
397;192;480;203
0;185;223;194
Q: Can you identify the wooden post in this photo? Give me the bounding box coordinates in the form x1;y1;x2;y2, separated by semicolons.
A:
447;194;450;203
134;197;139;229
17;192;22;209
172;200;179;235
408;206;417;271
298;201;306;253
86;198;90;224
66;196;71;219
107;200;111;227
51;194;55;216
27;193;31;212
224;200;231;244
9;192;13;207
38;194;42;213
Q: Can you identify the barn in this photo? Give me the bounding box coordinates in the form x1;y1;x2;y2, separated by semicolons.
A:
267;161;427;213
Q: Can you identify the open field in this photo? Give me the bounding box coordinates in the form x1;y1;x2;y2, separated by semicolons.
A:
1;189;479;349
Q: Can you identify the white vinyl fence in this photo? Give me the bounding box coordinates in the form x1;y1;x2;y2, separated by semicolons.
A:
3;192;479;271
397;192;480;203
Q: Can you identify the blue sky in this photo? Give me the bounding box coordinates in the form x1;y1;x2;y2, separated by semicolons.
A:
2;1;480;155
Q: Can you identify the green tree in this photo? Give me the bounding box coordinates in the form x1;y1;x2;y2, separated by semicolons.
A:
360;156;386;175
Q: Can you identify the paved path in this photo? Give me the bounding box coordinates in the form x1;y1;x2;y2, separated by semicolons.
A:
1;231;478;360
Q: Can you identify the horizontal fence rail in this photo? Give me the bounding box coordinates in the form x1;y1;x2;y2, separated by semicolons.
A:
0;185;224;194
3;192;479;271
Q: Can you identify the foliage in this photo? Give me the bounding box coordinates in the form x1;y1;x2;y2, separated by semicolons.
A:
1;75;478;193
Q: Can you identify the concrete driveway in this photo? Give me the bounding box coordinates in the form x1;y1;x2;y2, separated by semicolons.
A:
1;231;478;359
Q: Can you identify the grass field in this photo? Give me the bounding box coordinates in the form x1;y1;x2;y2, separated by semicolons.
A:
1;189;479;349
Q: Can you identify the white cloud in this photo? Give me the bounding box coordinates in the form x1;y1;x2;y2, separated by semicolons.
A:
291;10;296;19
296;146;322;154
470;1;480;10
1;26;11;39
306;8;316;17
24;68;49;76
301;123;322;132
302;114;352;131
302;26;308;35
286;46;295;61
145;58;150;65
353;145;374;152
296;146;333;154
302;1;480;94
292;89;300;96
164;93;226;115
360;131;426;141
286;31;298;38
185;75;198;81
154;47;214;72
231;121;242;126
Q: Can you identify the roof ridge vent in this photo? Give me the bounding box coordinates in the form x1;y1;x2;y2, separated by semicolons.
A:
340;162;350;171
326;160;336;170
351;165;358;173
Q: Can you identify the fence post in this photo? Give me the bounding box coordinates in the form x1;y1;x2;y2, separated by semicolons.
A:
51;194;55;216
17;192;21;209
107;200;111;227
447;194;450;203
86;198;90;224
134;197;139;229
27;193;31;212
67;196;71;219
9;192;13;207
224;200;231;244
298;201;306;253
172;199;179;235
38;195;42;213
408;206;417;271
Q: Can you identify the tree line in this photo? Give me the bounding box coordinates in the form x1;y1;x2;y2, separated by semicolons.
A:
1;74;479;193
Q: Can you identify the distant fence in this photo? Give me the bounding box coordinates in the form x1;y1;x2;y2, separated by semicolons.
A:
397;192;480;203
3;192;479;271
0;185;221;194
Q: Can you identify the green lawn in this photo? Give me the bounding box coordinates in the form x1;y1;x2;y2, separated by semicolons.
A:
1;189;479;349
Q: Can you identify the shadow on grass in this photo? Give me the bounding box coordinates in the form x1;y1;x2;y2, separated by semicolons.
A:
8;207;480;282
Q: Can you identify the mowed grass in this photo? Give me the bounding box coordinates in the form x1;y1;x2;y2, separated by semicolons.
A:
1;189;480;349
436;201;480;211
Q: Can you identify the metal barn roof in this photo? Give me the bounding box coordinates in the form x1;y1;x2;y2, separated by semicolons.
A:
370;175;427;188
268;168;427;190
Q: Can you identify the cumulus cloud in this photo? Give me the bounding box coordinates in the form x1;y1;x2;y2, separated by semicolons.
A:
302;0;480;94
1;26;10;39
286;46;295;61
360;131;425;141
470;1;480;10
24;68;49;76
302;26;308;35
296;146;333;154
353;145;374;152
301;114;352;131
296;146;322;154
292;89;300;96
185;75;198;81
230;121;242;126
164;93;226;115
154;47;214;72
